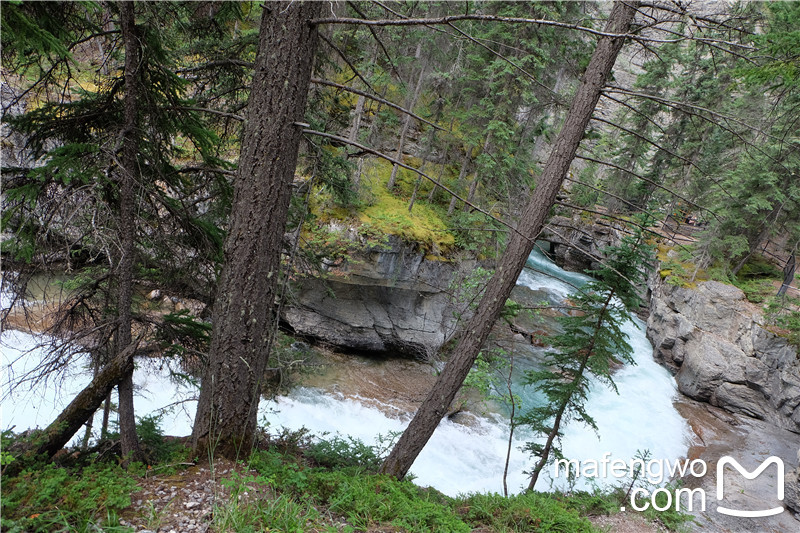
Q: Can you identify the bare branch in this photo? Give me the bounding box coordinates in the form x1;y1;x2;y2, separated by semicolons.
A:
178;106;244;122
638;2;756;35
563;175;642;212
574;153;720;220
310;78;444;131
604;86;776;140
346;1;400;78
176;59;254;75
445;22;566;106
590;115;703;172
318;33;377;94
311;13;624;40
311;13;756;50
600;92;667;136
553;200;669;242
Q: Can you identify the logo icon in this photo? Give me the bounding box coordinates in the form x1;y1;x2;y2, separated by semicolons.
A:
716;456;784;517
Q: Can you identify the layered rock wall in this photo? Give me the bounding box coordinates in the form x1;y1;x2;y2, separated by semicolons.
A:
282;237;480;360
539;214;625;273
647;274;800;433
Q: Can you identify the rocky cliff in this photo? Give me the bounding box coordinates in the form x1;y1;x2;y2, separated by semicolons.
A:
539;214;626;273
282;237;481;360
647;273;800;433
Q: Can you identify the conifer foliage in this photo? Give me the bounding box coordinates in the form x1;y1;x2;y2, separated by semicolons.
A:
523;220;654;490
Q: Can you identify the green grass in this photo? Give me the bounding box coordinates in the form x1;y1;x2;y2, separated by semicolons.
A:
1;462;135;533
358;159;455;254
1;427;693;533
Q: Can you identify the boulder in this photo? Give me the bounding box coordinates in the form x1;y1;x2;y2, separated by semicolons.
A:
676;333;746;401
648;273;800;433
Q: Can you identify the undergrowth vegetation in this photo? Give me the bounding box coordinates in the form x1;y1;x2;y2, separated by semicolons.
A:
657;244;799;346
1;423;692;533
302;156;505;259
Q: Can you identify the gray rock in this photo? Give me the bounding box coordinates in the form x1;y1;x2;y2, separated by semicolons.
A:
786;469;800;514
677;333;747;400
712;382;769;419
649;273;800;433
282;237;482;360
540;215;625;273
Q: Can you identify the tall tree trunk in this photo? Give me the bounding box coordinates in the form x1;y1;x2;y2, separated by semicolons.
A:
463;133;491;212
117;0;142;464
191;1;322;460
379;0;639;480
348;48;373;190
388;43;425;190
448;151;471;216
408;131;439;212
348;45;378;151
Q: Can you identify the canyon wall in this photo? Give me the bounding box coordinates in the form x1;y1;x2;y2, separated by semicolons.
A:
647;273;800;434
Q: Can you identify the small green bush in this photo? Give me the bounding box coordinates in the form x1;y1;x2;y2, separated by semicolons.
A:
460;491;597;532
136;414;184;464
1;462;136;533
738;254;782;279
248;449;469;532
305;435;382;471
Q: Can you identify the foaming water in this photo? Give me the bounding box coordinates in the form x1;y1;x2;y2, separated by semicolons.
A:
261;390;534;495
1;329;196;443
263;250;690;496
2;252;690;496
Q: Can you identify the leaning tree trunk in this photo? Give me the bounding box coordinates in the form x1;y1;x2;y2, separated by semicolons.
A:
191;1;322;460
117;0;143;464
380;0;639;480
3;341;140;476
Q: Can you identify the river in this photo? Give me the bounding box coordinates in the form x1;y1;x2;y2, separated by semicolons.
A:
1;250;690;496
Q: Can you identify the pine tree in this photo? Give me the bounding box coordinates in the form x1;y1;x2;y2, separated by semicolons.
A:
2;1;226;459
523;220;654;490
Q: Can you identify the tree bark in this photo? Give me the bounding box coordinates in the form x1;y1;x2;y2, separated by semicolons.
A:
380;0;639;480
117;0;142;464
191;1;322;460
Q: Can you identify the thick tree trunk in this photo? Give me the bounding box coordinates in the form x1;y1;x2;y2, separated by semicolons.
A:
117;0;142;463
380;0;639;480
3;342;139;476
191;1;321;460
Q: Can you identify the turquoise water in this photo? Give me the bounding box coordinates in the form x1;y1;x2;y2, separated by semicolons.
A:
2;251;690;496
